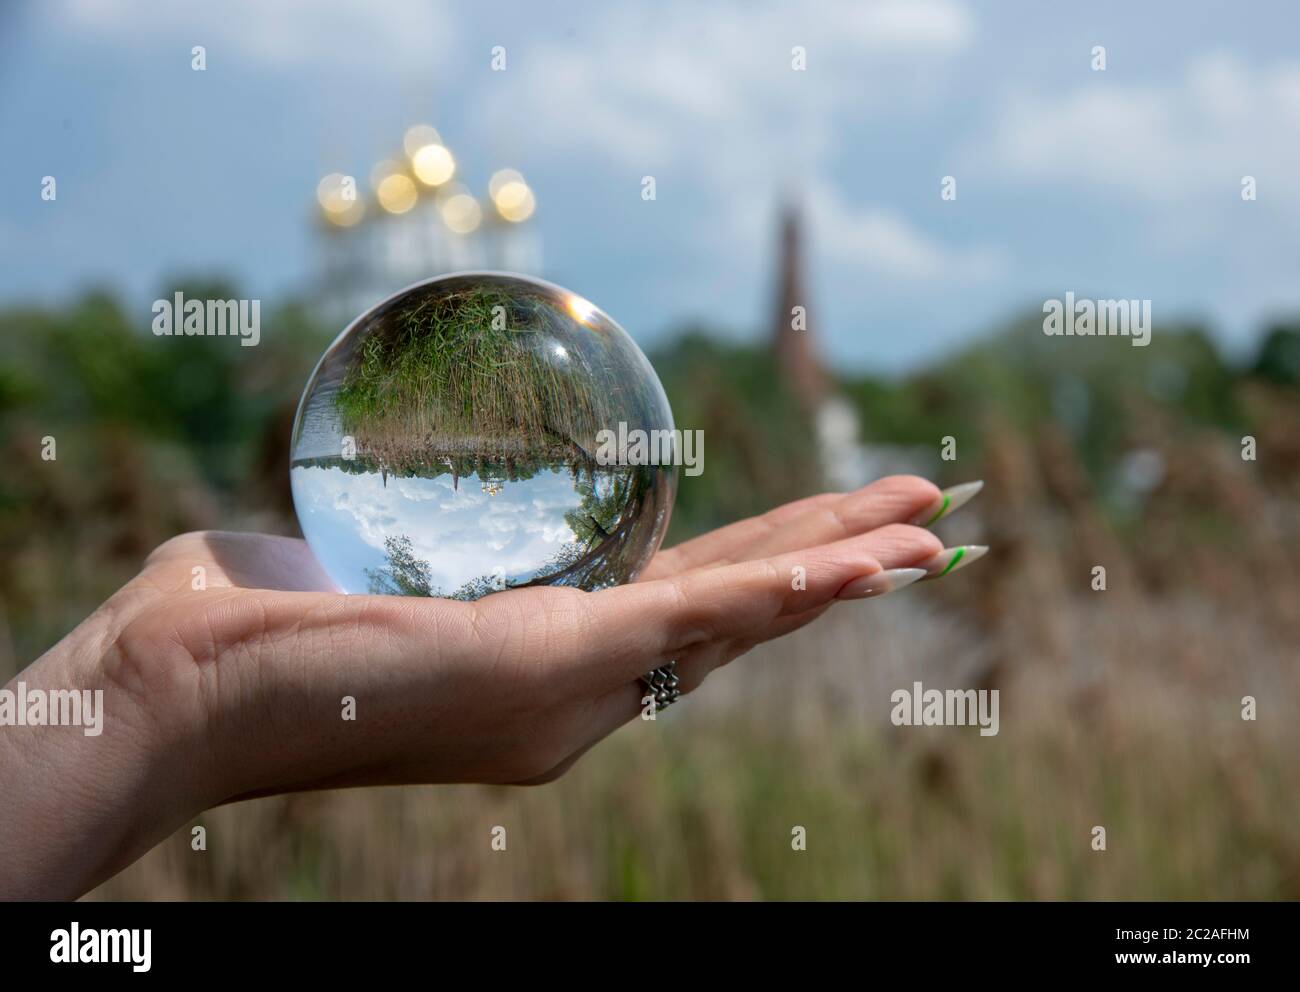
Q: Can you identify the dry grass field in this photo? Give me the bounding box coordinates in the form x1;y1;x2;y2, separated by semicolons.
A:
83;432;1300;899
6;297;1298;901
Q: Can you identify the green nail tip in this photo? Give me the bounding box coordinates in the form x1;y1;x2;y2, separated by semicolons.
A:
938;546;965;577
924;493;951;527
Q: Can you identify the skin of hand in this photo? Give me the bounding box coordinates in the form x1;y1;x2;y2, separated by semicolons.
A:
0;475;950;900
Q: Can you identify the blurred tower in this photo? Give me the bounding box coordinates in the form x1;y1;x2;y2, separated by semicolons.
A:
771;204;828;414
770;202;869;489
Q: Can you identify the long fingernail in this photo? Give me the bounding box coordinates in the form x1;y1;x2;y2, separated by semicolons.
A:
910;480;984;527
920;545;989;578
837;567;927;600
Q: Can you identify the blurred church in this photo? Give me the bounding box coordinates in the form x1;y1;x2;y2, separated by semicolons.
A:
770;204;891;491
312;124;542;322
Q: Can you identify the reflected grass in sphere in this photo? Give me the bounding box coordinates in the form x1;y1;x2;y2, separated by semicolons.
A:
289;273;677;599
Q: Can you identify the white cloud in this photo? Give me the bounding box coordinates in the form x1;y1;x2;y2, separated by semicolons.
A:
53;0;1002;303
60;0;456;71
488;0;973;172
479;0;994;284
977;52;1300;206
839;0;974;50
808;181;1006;282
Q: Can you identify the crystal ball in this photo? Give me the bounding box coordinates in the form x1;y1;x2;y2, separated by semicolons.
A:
290;273;677;599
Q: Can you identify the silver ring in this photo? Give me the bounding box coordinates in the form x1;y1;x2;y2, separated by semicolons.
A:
641;661;681;712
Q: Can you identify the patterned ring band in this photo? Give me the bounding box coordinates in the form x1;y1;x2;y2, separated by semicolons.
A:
641;661;681;712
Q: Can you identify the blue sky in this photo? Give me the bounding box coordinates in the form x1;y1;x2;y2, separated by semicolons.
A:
3;0;1299;371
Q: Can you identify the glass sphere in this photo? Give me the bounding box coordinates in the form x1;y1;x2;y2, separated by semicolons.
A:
290;273;677;599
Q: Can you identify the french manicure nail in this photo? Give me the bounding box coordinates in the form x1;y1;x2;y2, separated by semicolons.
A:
910;480;985;527
920;545;989;579
837;567;927;600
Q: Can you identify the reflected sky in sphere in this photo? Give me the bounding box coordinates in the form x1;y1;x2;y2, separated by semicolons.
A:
292;461;650;595
289;273;677;599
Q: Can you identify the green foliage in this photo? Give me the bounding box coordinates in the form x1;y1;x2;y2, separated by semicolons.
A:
333;280;659;458
1252;323;1300;385
649;330;821;537
365;536;435;596
3;282;1297;656
837;312;1244;475
0;281;329;488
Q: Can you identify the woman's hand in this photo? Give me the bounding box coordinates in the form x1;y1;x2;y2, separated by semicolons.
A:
0;475;984;899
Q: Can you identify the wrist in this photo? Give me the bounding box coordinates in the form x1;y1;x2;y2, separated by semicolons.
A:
0;618;209;899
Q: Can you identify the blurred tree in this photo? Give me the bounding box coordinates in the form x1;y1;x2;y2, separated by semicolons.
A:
1252;323;1300;385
